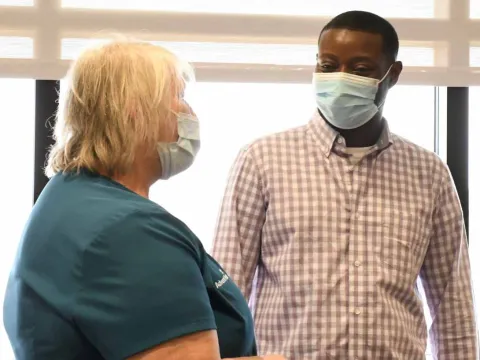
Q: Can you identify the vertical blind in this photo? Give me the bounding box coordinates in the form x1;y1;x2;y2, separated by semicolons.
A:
0;0;479;82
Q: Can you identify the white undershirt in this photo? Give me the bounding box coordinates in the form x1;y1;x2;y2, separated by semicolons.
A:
343;146;374;165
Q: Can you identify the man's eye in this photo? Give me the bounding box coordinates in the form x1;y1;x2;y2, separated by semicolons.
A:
320;64;336;72
353;67;372;75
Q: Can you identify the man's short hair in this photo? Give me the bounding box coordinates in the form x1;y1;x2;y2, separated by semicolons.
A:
320;10;399;62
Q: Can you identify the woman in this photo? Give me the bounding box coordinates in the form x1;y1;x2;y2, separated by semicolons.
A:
3;40;284;360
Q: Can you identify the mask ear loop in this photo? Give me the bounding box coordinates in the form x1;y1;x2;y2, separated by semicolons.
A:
378;63;394;85
376;63;395;109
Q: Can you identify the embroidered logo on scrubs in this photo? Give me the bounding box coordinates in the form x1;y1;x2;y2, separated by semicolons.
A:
215;268;229;289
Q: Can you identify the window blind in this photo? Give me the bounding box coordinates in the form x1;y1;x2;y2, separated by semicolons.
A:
0;0;479;85
61;0;437;18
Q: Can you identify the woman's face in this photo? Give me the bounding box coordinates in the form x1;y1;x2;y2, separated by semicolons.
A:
166;90;196;142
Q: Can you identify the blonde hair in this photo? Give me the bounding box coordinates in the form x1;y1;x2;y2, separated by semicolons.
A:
46;38;193;177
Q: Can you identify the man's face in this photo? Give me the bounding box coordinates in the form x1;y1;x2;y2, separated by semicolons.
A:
316;28;402;107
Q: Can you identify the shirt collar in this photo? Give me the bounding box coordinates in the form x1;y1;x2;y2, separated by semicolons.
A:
307;111;393;157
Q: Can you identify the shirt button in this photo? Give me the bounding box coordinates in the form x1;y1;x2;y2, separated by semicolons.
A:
354;260;361;267
354;308;362;315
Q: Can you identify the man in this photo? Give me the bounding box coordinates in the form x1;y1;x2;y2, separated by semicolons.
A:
212;10;477;360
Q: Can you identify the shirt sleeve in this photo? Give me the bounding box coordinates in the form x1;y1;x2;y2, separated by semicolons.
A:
74;208;217;360
212;146;265;300
420;166;478;359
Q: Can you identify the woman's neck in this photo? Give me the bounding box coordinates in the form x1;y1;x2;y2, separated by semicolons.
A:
102;156;160;198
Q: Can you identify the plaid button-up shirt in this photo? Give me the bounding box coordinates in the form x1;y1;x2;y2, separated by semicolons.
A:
212;113;477;360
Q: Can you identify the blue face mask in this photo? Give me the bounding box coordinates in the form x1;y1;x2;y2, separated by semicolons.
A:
157;113;200;180
313;68;391;130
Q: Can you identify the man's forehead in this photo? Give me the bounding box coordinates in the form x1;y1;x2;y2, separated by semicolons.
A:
318;28;383;56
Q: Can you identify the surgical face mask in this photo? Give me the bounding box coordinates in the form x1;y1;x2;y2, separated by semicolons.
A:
157;113;200;180
313;67;391;130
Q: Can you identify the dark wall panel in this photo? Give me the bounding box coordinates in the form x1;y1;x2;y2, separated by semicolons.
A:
34;80;59;203
446;87;469;236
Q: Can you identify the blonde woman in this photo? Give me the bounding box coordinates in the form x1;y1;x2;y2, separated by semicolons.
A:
3;40;284;360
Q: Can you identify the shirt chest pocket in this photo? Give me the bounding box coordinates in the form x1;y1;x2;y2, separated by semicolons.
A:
381;212;418;272
360;208;429;278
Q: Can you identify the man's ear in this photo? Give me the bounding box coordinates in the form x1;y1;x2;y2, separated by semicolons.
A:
388;61;403;89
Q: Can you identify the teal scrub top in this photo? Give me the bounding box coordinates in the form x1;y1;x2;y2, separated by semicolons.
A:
3;171;256;360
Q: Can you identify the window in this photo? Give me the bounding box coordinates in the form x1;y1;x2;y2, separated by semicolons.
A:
0;0;33;6
471;47;480;67
62;0;435;18
149;83;314;248
0;37;34;59
61;38;318;65
1;0;474;84
471;0;480;18
469;87;480;319
149;83;435;360
0;79;35;360
61;38;435;68
150;83;436;250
